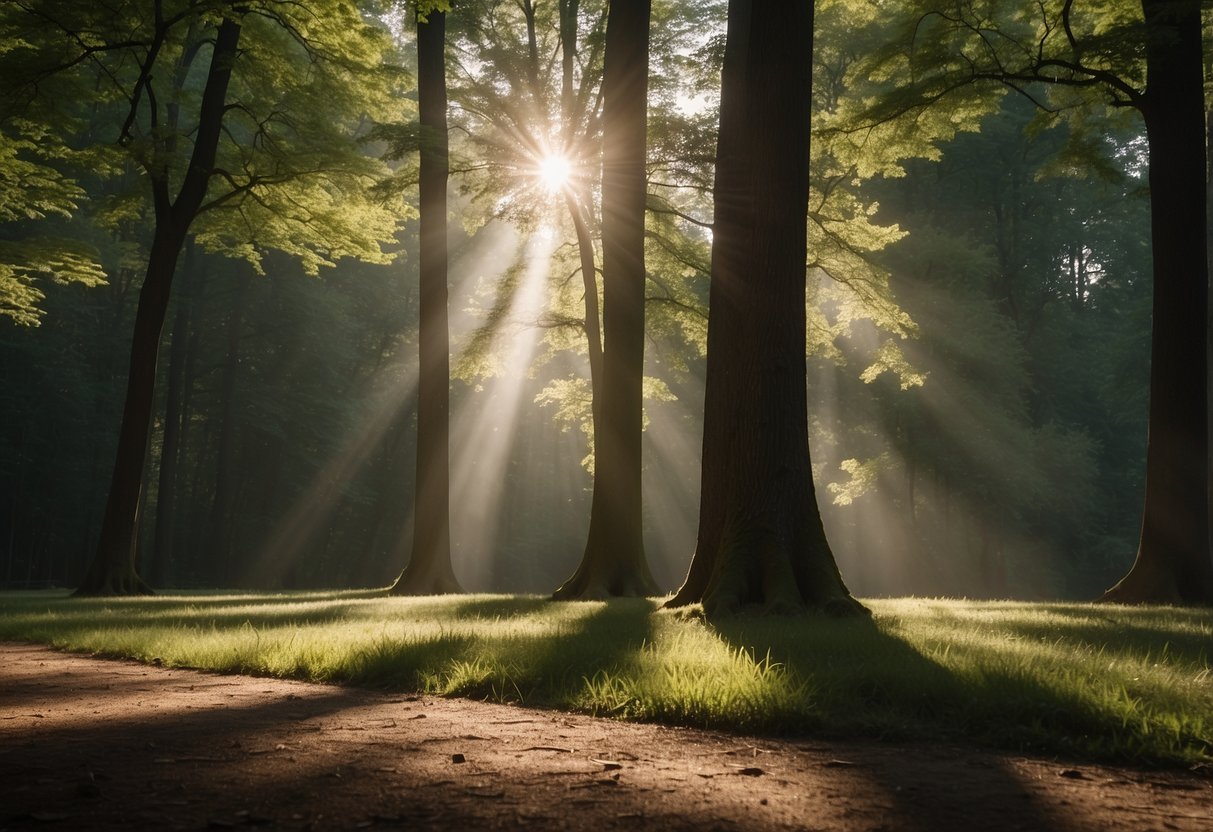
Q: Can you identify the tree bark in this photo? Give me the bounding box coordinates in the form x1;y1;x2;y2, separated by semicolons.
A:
565;189;605;437
553;0;658;599
1102;0;1213;605
666;0;864;617
390;8;462;596
75;16;243;596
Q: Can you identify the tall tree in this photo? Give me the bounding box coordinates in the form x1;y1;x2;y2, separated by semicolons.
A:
666;0;865;616
390;2;462;595
79;13;245;595
1;1;402;594
553;0;659;599
1101;0;1210;604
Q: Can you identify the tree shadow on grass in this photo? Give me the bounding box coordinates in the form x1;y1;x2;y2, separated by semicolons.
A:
710;607;1211;764
0;589;387;628
964;602;1213;667
708;611;1070;831
710;611;965;738
444;594;557;620
0;592;658;707
0;599;377;641
342;596;657;706
0;592;557;641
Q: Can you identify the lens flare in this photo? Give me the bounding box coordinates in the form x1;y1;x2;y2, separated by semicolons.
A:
537;154;572;193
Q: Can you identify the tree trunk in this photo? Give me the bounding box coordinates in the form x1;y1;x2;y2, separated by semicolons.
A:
666;0;864;617
565;189;606;438
75;16;243;596
390;8;462;596
76;230;183;596
554;0;658;599
1102;0;1212;605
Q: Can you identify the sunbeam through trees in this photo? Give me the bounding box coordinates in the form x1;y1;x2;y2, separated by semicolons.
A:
1;0;1209;610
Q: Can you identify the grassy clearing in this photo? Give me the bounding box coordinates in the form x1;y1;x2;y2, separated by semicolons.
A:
0;591;1209;767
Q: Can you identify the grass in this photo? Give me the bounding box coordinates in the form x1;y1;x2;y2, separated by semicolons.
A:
0;591;1210;767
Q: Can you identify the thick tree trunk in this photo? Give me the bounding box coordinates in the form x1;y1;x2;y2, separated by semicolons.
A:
666;0;864;617
554;0;658;600
75;17;243;596
1102;0;1213;606
390;9;462;596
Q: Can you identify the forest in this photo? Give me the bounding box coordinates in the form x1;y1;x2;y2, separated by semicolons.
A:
1;0;1210;610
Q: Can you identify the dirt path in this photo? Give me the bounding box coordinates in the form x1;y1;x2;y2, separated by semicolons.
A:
1;642;1210;831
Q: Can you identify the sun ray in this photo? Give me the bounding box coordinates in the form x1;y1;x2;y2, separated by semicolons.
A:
243;358;421;588
447;230;559;590
640;388;704;591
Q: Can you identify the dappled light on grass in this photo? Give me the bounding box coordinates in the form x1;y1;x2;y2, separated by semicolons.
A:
867;600;1212;759
577;629;815;733
0;592;1208;765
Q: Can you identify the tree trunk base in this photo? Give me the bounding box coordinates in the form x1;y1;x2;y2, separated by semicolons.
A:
687;593;869;620
551;537;661;601
664;593;867;619
388;564;463;596
551;571;659;601
1098;562;1183;606
665;527;868;620
73;571;155;598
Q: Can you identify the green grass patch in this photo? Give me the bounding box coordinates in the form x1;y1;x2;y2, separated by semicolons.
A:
1;591;1209;767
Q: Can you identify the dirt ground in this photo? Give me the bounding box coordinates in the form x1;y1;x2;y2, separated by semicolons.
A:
1;642;1210;831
